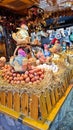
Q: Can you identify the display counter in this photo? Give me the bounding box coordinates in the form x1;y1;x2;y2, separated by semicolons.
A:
0;65;73;130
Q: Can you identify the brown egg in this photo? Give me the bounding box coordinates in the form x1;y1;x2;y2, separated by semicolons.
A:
40;74;44;79
10;80;14;84
23;74;28;79
29;74;34;78
7;79;10;83
19;76;24;80
13;77;17;81
17;73;21;77
34;76;39;80
16;81;21;84
37;71;43;75
13;73;17;77
25;71;29;75
21;80;25;84
25;77;30;83
31;77;35;82
14;80;17;84
9;77;13;81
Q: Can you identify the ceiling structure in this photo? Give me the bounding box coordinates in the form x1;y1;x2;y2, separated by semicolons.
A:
0;0;73;15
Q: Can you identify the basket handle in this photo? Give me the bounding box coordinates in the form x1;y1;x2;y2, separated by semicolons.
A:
13;46;20;57
13;45;32;57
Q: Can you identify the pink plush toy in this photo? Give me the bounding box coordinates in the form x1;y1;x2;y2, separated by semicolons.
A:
18;48;27;57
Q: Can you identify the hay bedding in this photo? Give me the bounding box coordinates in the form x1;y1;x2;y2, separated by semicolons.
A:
0;69;66;95
0;70;54;95
0;63;72;95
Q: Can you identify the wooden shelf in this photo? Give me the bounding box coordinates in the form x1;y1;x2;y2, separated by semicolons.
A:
0;42;6;57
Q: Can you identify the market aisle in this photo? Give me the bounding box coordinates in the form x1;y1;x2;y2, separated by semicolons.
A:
0;113;33;130
56;88;73;130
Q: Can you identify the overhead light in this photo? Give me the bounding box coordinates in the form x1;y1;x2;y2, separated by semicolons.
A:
65;2;72;7
71;6;73;10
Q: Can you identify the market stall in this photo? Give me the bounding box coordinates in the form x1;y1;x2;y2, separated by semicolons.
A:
0;24;73;129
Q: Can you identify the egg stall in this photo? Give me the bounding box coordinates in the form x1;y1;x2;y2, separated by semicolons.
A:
0;27;73;130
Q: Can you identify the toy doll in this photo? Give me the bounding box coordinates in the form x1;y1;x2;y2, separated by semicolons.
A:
43;44;51;57
36;49;46;64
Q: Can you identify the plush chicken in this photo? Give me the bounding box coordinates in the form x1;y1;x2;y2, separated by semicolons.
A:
12;25;30;45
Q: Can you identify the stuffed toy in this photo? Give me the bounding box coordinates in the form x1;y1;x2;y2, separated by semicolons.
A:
10;48;28;72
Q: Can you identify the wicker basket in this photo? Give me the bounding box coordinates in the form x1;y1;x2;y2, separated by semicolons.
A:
10;46;29;72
